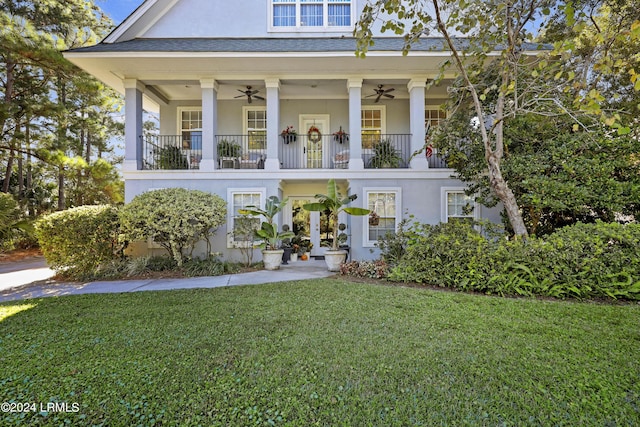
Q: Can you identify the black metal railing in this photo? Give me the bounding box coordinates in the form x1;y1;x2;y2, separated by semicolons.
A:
142;132;448;171
279;134;351;169
363;134;411;169
143;135;202;170
215;135;267;169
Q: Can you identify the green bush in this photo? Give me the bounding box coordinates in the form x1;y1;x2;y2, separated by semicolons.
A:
119;188;226;266
340;260;389;279
387;220;640;300
35;205;122;279
388;220;494;290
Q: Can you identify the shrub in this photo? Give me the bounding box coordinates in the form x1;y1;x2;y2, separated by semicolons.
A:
386;219;640;300
35;205;122;279
340;260;389;279
388;220;494;290
119;188;226;266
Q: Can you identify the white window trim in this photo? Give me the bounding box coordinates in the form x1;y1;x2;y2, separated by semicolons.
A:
441;187;478;223
177;106;202;135
361;105;386;153
268;0;355;32
362;187;402;248
227;187;267;248
242;106;267;135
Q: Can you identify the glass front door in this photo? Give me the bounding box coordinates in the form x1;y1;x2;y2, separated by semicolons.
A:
300;116;330;169
290;198;329;256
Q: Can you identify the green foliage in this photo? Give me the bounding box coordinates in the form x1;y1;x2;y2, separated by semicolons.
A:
388;219;640;300
239;196;294;250
303;179;369;250
34;204;121;279
217;139;242;158
119;188;226;266
0;193;33;251
368;139;403;168
1;283;638;425
156;146;188;170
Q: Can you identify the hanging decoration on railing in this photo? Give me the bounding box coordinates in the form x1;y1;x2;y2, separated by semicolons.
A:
308;125;322;144
281;125;297;144
333;126;349;144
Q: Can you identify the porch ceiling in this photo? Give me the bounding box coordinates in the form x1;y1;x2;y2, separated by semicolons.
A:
65;52;453;108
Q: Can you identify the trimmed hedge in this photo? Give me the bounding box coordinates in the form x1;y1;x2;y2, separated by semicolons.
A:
119;188;226;265
387;220;640;300
35;205;122;279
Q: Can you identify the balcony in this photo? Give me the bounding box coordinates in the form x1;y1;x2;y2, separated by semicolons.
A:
143;134;202;170
142;133;448;170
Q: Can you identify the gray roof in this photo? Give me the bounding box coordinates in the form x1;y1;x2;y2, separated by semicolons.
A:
68;37;548;54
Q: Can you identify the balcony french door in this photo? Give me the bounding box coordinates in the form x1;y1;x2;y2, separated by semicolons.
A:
300;115;330;169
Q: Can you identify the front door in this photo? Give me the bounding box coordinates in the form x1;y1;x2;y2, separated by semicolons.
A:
289;197;329;257
300;115;330;169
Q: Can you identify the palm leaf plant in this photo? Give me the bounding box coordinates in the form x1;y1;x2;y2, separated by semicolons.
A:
239;196;294;250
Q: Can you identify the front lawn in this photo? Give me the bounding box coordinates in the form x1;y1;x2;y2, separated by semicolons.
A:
1;279;639;425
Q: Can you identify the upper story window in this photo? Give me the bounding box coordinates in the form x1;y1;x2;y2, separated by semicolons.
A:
271;0;352;30
361;105;386;151
178;108;202;150
243;107;267;150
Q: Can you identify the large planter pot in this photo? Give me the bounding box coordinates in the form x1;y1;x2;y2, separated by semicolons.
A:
324;250;347;272
262;249;284;270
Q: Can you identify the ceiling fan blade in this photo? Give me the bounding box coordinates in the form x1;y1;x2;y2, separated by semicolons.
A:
247;96;253;104
365;93;377;98
233;94;245;98
375;94;383;103
384;88;395;93
248;90;259;96
254;95;265;101
383;93;395;99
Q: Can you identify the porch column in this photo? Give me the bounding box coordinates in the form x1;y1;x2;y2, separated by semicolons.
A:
408;78;428;169
347;78;364;170
123;79;145;171
264;78;281;171
200;78;218;171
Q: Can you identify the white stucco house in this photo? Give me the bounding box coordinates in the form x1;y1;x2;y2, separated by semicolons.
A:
64;0;505;261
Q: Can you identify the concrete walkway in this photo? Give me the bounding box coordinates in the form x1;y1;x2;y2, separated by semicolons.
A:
0;258;334;303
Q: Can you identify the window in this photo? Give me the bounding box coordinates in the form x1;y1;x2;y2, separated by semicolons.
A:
425;105;447;129
361;106;385;150
364;188;401;247
244;107;267;150
271;0;352;30
228;189;266;247
178;108;202;150
443;190;476;223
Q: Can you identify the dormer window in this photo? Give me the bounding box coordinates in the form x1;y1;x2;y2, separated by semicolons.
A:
271;0;352;30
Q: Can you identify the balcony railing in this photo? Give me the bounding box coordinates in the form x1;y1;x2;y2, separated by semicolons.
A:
279;134;351;169
143;135;202;170
215;135;267;169
142;133;448;170
362;134;411;169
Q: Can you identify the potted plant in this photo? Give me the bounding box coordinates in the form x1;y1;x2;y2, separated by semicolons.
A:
217;139;243;158
239;196;294;270
369;138;403;168
303;179;369;271
281;126;297;144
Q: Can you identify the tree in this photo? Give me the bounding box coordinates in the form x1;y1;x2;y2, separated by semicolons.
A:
355;0;639;237
1;0;122;210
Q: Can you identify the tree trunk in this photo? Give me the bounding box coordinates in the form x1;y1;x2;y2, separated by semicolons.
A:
57;168;65;211
486;153;529;237
2;150;14;193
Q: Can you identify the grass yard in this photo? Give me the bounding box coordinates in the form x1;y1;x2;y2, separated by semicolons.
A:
1;279;639;426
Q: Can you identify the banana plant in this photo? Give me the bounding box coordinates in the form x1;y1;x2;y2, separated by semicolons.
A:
239;196;294;250
303;179;370;251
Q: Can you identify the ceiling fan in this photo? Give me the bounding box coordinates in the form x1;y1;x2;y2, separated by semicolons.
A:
366;84;395;103
234;86;265;103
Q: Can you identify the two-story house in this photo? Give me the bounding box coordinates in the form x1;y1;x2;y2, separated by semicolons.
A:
64;0;503;261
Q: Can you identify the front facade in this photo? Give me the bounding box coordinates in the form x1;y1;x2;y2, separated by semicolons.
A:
65;0;502;261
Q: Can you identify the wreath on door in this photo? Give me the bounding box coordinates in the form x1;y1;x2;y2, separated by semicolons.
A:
308;125;322;144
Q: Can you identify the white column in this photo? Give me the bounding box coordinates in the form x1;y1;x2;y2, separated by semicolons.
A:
408;78;428;169
264;78;281;171
123;79;145;171
200;78;218;171
347;78;364;170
